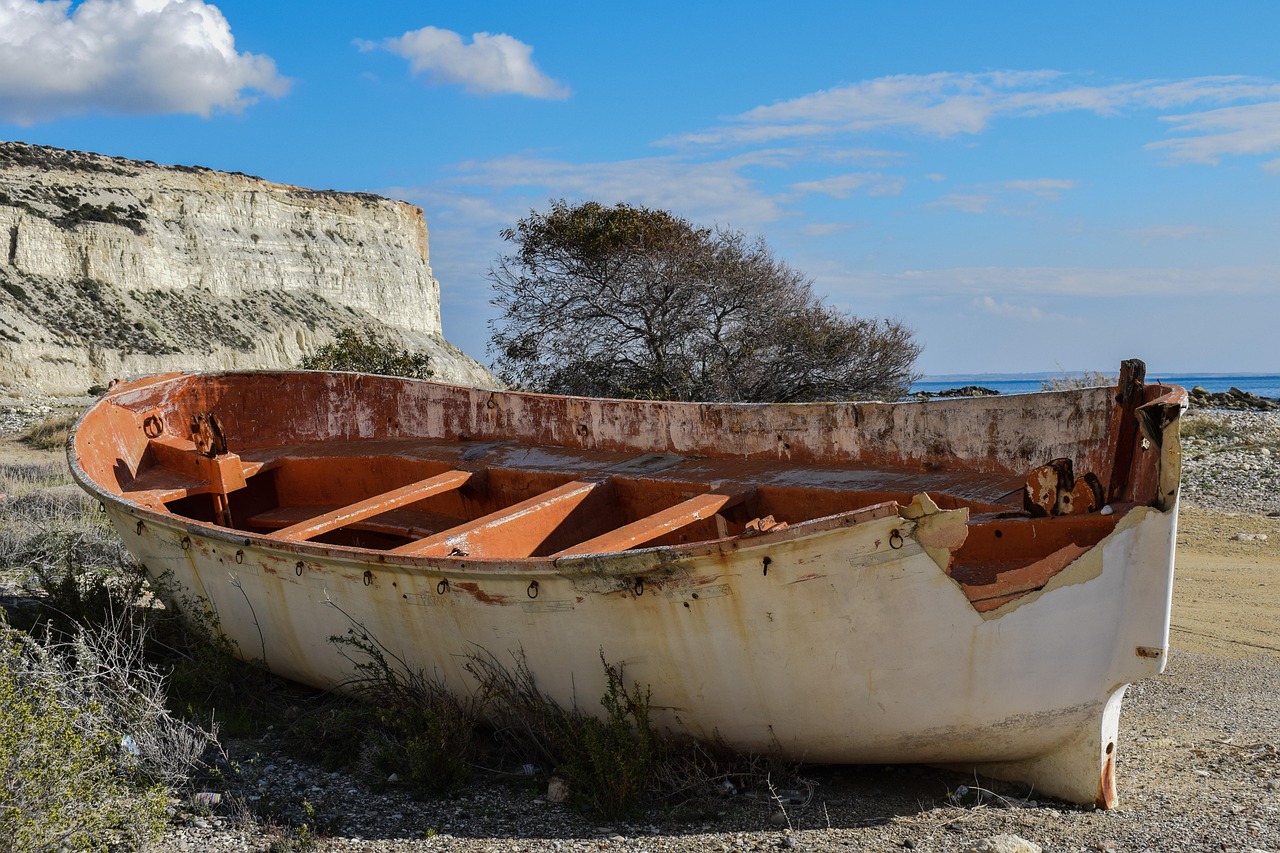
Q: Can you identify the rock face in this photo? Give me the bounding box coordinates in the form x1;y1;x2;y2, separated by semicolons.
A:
0;142;492;395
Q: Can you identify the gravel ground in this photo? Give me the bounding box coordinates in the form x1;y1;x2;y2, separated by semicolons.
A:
1180;410;1280;517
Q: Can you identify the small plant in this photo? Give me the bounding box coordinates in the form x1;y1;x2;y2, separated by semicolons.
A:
1040;370;1117;392
470;650;660;819
299;328;433;379
0;613;213;851
329;627;479;795
19;412;80;451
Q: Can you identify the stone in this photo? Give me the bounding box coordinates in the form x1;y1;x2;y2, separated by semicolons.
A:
962;835;1042;853
0;141;493;394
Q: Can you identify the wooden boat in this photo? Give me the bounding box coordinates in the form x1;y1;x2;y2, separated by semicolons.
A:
69;360;1186;808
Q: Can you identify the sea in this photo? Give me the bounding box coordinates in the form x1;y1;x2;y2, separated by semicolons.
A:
911;373;1280;400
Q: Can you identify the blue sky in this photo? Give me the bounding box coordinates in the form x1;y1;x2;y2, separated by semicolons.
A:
2;0;1279;376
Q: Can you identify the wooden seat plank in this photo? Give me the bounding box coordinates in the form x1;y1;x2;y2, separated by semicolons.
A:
270;470;472;542
391;478;607;558
553;487;754;557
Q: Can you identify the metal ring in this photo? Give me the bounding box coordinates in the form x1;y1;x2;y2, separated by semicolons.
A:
143;414;163;438
527;580;539;599
136;520;144;535
437;579;449;595
180;536;191;550
295;561;304;576
235;549;244;564
633;578;644;597
363;570;373;586
98;502;106;514
889;529;904;549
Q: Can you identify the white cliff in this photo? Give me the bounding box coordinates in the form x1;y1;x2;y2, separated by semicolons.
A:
0;142;492;395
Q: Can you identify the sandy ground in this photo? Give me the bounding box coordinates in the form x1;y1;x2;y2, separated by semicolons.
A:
1173;507;1280;659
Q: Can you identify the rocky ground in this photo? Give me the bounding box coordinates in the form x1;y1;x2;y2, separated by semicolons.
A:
4;397;1279;853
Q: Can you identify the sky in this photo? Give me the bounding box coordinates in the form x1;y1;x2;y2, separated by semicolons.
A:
2;0;1279;377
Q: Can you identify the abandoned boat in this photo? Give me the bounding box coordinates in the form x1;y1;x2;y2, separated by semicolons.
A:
69;361;1185;808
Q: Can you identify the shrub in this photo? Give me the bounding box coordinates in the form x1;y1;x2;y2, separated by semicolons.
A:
329;628;479;795
18;412;80;452
1040;370;1117;392
0;613;213;851
469;650;659;818
299;329;433;379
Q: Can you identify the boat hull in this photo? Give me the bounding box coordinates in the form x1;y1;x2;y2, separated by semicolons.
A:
104;489;1176;807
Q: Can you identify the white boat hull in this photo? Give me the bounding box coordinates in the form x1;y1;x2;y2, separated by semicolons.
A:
106;491;1176;807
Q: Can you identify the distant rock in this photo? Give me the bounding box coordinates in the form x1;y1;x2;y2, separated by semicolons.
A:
0;141;494;395
911;385;1001;400
1188;386;1278;411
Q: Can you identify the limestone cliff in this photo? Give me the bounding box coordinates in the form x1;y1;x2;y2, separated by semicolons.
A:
0;142;493;395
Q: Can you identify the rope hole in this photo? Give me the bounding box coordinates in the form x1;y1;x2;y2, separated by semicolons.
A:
762;556;772;576
180;536;191;550
135;520;144;535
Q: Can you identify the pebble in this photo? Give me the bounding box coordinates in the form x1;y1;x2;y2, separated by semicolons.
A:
1180;409;1280;516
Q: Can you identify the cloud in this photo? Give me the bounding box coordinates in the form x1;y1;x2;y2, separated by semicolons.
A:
363;25;568;99
667;71;1280;168
926;178;1077;214
928;193;994;214
1148;101;1280;163
1123;224;1214;242
789;171;906;199
0;0;289;125
443;153;786;228
1002;178;1078;199
975;295;1066;322
817;264;1280;299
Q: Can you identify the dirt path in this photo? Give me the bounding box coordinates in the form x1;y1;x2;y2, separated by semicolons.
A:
1172;507;1280;659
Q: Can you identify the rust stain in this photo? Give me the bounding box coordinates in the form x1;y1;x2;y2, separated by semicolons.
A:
453;581;511;606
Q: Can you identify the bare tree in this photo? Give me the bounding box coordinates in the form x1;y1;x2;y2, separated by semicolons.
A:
488;200;920;402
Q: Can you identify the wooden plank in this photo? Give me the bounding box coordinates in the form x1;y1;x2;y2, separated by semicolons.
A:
553;487;754;557
271;470;472;542
391;478;607;558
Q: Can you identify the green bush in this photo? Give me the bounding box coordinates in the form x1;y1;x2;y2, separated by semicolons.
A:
299;329;433;379
0;620;175;851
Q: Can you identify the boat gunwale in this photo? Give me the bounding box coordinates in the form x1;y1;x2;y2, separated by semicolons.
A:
68;369;1185;577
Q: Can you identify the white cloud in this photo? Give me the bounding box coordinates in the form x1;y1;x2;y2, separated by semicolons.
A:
926;178;1078;215
789;172;905;199
0;0;288;124
927;193;994;214
817;264;1280;299
975;295;1066;322
364;25;568;99
1002;178;1078;199
1148;101;1280;163
667;71;1280;169
443;153;786;228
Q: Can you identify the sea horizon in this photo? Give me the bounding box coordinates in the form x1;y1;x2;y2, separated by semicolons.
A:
912;371;1280;399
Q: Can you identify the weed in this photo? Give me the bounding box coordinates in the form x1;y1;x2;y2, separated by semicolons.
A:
469;650;659;819
330;627;479;795
19;412;79;451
